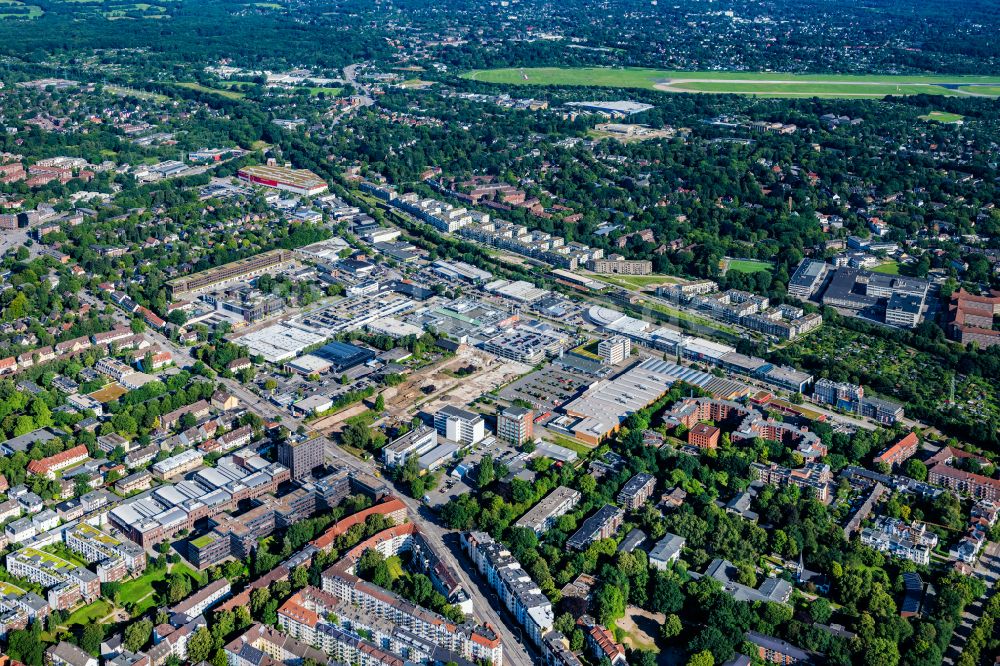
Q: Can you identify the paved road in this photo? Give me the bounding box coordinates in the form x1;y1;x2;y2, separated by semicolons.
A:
942;541;1000;665
318;436;535;666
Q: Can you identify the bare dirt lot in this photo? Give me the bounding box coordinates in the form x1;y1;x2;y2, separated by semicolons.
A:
382;346;531;419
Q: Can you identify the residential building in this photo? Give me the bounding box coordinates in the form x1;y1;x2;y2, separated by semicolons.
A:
46;642;98;666
860;516;938;565
746;631;812;665
700;559;792;604
688;423;721;449
514;486;581;535
566;505;624;550
26;445;89;479
462;531;552;647
578;616;627;666
927;447;1000;501
874;433;919;469
752;462;832;503
649;533;686;570
617;472;655;510
169;579;231;619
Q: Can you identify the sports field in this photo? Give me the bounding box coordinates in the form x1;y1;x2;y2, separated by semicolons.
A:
919;110;965;123
464;67;1000;98
723;257;773;274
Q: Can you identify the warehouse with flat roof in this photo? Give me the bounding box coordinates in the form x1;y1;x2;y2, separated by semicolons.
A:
238;165;328;196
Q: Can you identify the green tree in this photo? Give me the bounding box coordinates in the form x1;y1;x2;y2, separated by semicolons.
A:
687;650;715;666
124;618;154;652
186;627;214;663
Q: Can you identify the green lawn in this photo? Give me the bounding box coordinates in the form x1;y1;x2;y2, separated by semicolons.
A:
671;81;962;98
41;599;113;641
544;434;596;456
463;67;1000;98
117;562;201;610
0;3;43;18
919;110;966;123
303;86;343;96
871;260;900;275
175;81;245;99
589;273;680;290
958;85;1000;96
723;257;773;274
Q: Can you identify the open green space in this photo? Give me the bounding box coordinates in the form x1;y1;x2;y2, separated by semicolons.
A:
919;110;966;123
41;599;113;642
589;273;680;290
671;81;961;98
117;562;201;610
301;86;343;96
464;67;1000;98
958;85;1000;96
174;81;245;99
723;257;773;274
104;84;169;102
0;2;43;18
544;434;596;456
871;260;900;275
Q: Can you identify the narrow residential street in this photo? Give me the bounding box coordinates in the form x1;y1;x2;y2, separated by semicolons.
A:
942;541;1000;665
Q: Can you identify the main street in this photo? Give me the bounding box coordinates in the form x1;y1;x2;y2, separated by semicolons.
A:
320;437;537;666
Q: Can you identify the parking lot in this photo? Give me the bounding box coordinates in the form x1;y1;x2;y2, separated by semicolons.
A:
498;365;596;413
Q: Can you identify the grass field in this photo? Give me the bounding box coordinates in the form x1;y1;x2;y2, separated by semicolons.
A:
959;85;1000;96
723;257;773;274
919;110;965;123
41;599;113;641
175;81;245;99
117;563;201;611
0;1;43;18
105;84;169;102
588;273;680;290
871;260;901;275
464;67;1000;99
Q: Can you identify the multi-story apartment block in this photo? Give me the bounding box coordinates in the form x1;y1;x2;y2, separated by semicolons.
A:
873;432;919;469
462;531;553;647
860;516;938;565
6;548;99;611
323;525;501;666
433;405;485;445
26;444;90;479
169;579;232;619
927;447;1000;501
617;472;655;510
566;505;625;550
752;462;832;503
514;486;581;535
64;523;146;582
497;405;533;445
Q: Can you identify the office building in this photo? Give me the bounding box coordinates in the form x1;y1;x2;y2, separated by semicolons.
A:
278;437;326;480
497;405;533;445
597;336;630;366
433;405;485;445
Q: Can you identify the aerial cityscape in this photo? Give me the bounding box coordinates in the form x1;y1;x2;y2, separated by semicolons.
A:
0;1;998;666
